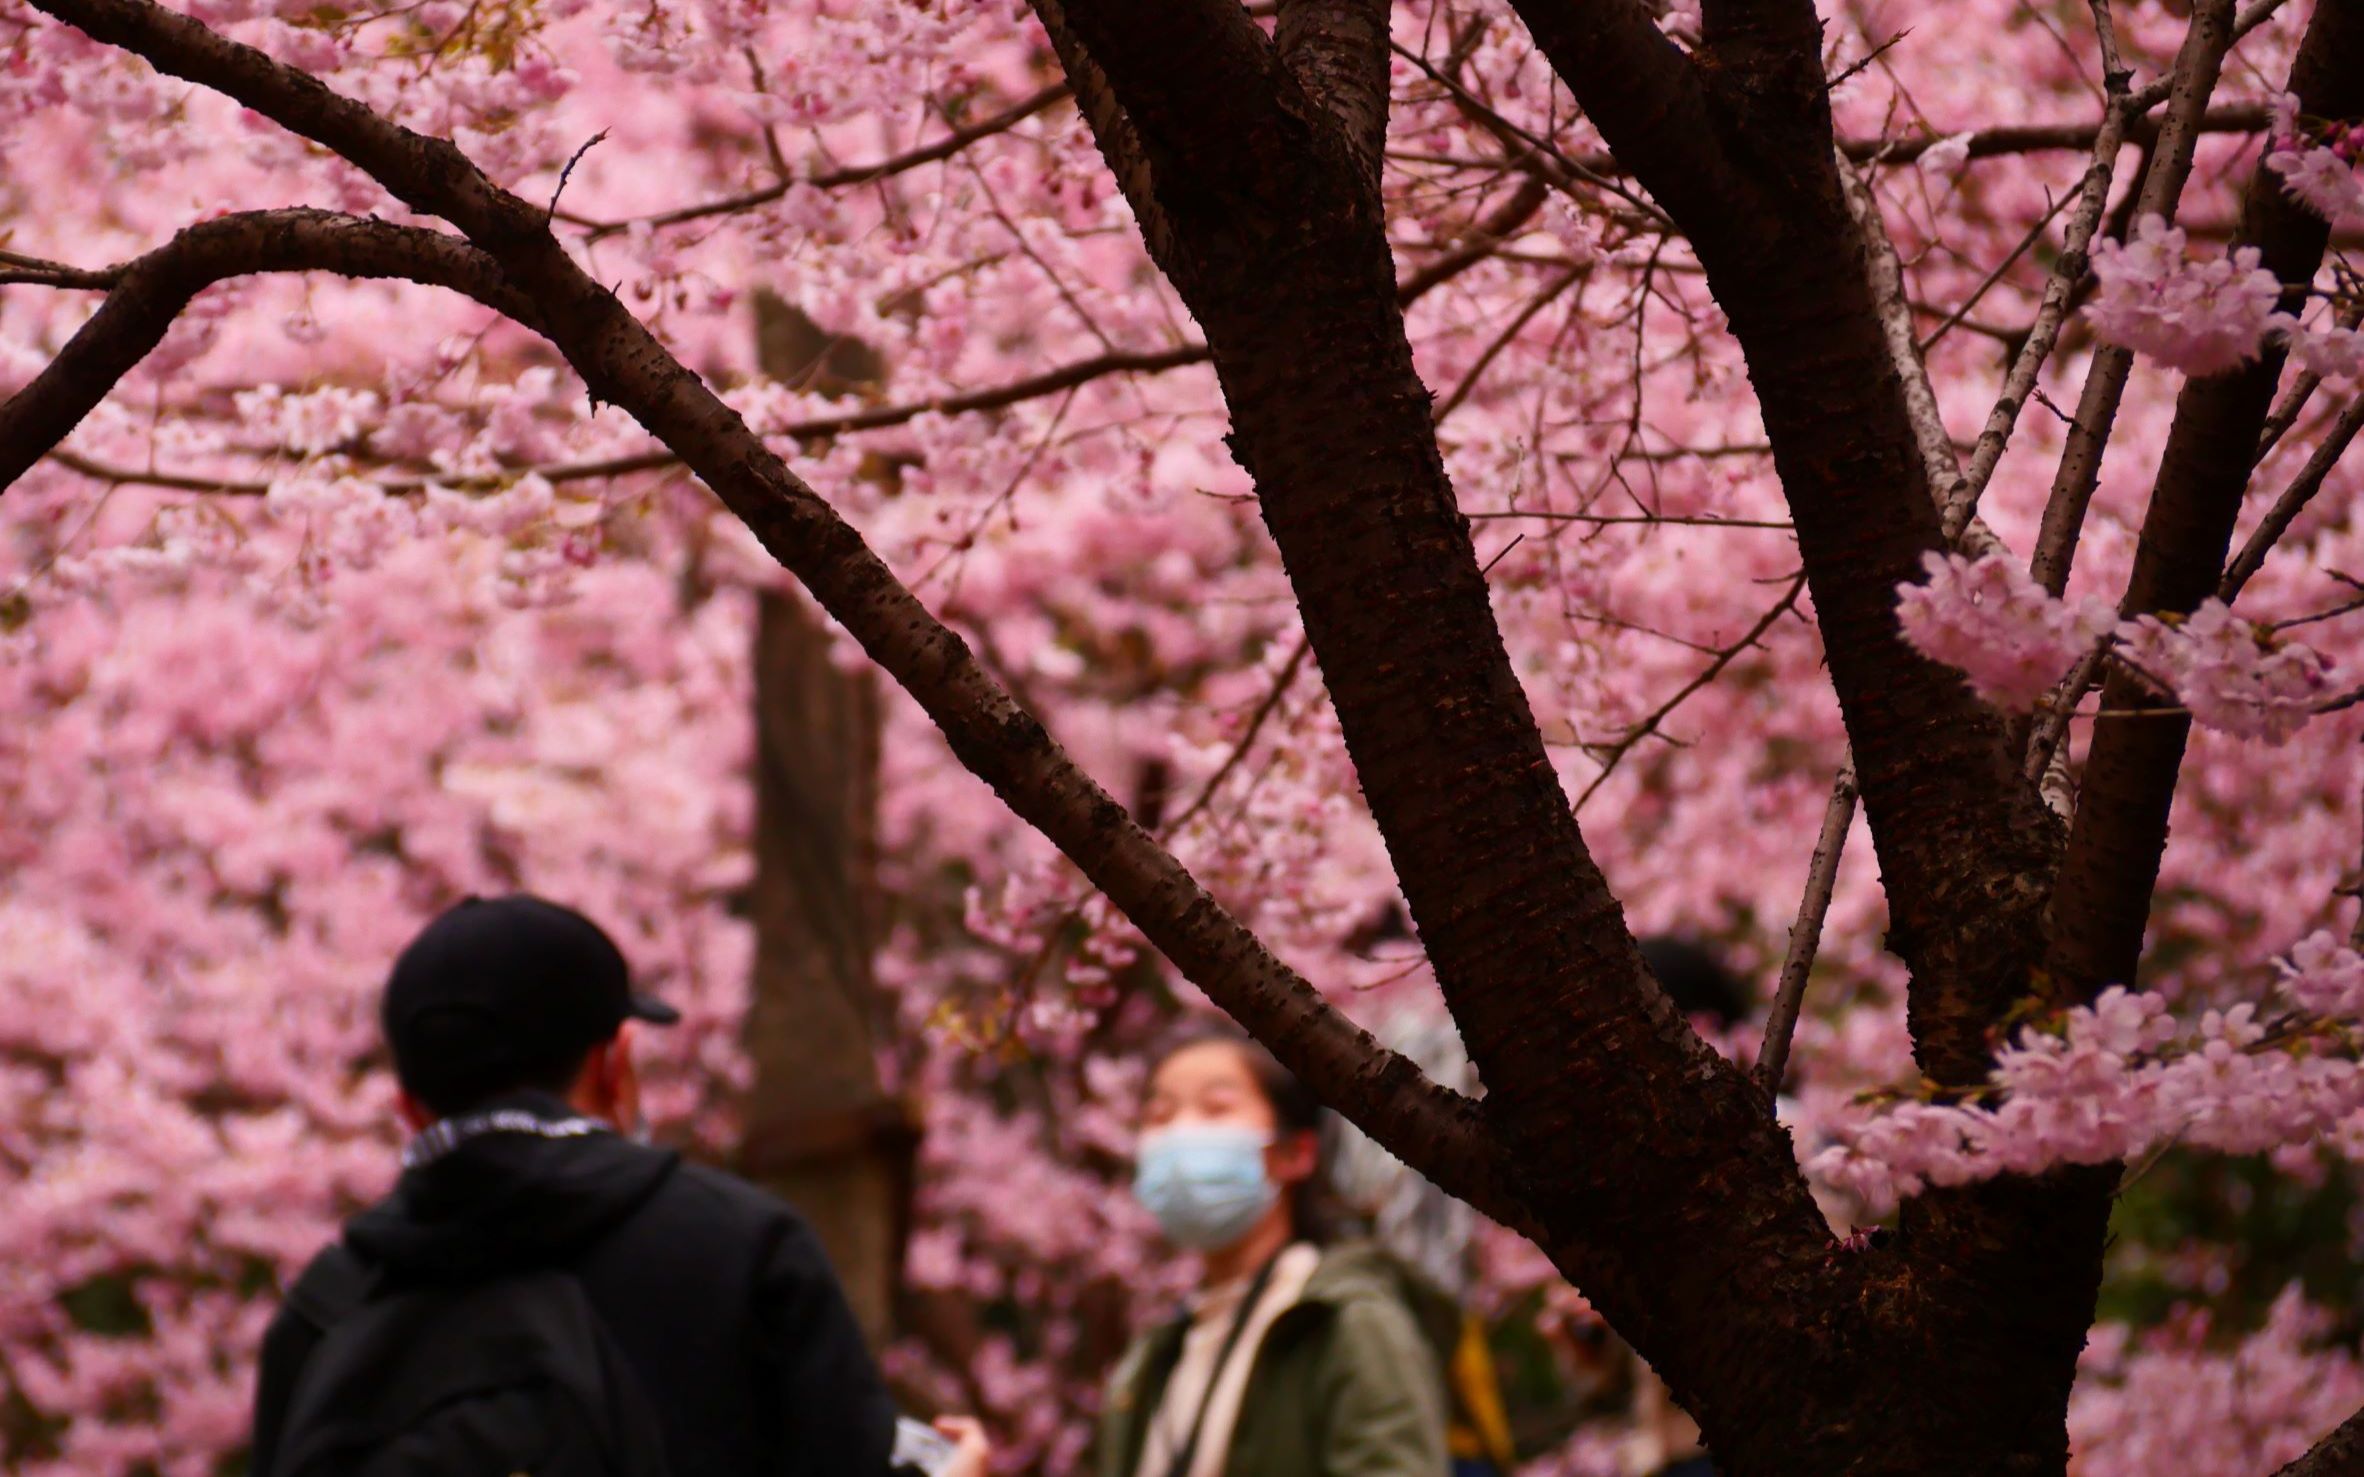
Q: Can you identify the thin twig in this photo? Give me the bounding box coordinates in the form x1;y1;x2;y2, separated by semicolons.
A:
1479;531;1526;574
1918;187;2076;354
2221;392;2364;600
1464;509;1793;529
1828;28;1912;91
1758;764;1858;1097
1389;39;1673;228
1575;573;1808;810
1159;636;1313;837
564;84;1072;240
2025;0;2244;596
546;130;607;222
1432;267;1581;423
1946;0;2140;537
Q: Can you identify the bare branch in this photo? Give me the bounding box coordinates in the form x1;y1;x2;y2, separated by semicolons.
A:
1160;635;1312;838
0;210;529;493
35;204;1529;501
568;84;1072;240
1432;267;1581;423
2222;392;2364;600
1467;509;1792;529
1574;572;1808;811
1840;103;2269;168
1951;42;2139;536
1832;144;2008;557
0;247;119;289
1758;764;1858;1097
1395;174;1552;300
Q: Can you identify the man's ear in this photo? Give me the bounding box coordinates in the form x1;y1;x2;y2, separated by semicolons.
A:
608;1023;643;1130
571;1026;641;1130
396;1089;434;1133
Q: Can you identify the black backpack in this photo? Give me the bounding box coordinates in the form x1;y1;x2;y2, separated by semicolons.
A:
268;1247;673;1477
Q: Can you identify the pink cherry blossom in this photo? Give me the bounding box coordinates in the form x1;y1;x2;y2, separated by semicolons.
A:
2267;145;2364;230
2119;601;2341;745
2086;217;2290;378
1895;551;2116;710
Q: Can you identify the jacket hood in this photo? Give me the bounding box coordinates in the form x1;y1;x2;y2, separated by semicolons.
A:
345;1092;680;1280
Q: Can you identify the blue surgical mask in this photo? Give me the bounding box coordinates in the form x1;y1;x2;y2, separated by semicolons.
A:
1133;1123;1277;1250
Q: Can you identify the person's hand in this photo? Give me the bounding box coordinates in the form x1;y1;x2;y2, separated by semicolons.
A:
934;1415;990;1477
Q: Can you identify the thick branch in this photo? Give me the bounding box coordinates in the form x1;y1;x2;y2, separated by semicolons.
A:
2274;1403;2364;1477
0;210;528;492
1503;0;1752;245
1023;0;1181;268
1522;0;2063;1093
22;0;1530;1229
1276;0;1391;186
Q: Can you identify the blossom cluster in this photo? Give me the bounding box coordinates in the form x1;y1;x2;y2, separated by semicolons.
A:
2070;1288;2364;1477
1809;934;2364;1217
1894;550;2117;710
2087;218;2289;378
2118;601;2342;744
2267;95;2364;230
1899;553;2344;744
2086;214;2362;380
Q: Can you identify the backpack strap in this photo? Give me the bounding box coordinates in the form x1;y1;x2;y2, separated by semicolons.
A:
284;1244;376;1335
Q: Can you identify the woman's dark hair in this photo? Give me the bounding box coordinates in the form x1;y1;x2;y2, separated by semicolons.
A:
1148;1022;1350;1244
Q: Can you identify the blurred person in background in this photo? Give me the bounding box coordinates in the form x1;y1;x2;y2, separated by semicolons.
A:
250;894;985;1477
1098;1026;1459;1477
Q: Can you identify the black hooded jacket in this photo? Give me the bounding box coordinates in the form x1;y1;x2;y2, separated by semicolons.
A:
249;1093;897;1477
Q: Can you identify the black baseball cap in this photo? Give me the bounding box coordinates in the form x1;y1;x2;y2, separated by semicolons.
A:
384;895;677;1106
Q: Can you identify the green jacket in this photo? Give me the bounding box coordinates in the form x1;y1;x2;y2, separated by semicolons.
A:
1096;1243;1451;1477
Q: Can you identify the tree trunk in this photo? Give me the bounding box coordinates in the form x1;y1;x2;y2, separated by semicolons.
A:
737;586;915;1345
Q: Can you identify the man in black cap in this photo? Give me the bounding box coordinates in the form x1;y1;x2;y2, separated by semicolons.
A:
248;894;969;1477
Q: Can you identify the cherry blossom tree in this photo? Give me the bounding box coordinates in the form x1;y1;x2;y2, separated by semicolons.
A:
3;0;2363;1471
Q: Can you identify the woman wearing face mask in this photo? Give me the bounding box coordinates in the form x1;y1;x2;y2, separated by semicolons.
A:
1096;1027;1453;1477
